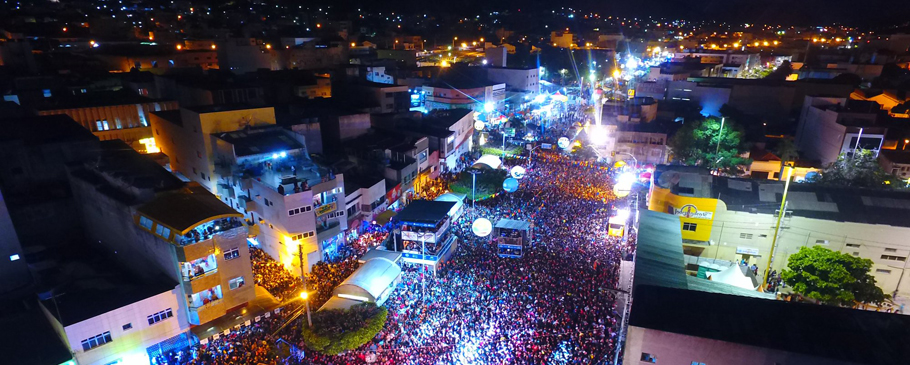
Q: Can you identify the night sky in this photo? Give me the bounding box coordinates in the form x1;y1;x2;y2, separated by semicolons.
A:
342;0;910;27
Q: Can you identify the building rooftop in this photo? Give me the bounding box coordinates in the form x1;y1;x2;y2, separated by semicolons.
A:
0;114;97;145
137;184;242;234
395;200;456;225
629;211;910;364
0;300;73;365
631;284;910;365
423;109;473;129
151;109;184;127
31;89;169;111
41;250;178;327
655;165;910;229
216;127;305;157
184;104;271;114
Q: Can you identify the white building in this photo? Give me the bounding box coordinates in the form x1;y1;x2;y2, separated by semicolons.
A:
485;67;540;94
211;126;347;272
795;99;884;166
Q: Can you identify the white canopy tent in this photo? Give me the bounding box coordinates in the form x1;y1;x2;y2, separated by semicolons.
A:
706;264;759;291
472;154;502;170
320;257;402;311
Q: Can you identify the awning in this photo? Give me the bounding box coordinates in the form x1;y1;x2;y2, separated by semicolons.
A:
374;210;397;225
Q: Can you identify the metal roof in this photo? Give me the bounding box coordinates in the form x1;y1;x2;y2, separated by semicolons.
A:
334;257;401;302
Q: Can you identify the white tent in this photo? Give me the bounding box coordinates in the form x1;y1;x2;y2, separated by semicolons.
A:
473;154;502;170
706;264;759;291
326;257;402;310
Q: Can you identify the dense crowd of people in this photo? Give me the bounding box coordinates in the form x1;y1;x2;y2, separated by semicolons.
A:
166;146;633;365
306;150;629;364
251;247;303;302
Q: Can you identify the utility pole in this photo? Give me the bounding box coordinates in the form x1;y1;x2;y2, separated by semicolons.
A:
763;166;793;290
297;243;312;327
714;117;725;169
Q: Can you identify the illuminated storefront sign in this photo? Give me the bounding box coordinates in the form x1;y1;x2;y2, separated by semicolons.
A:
672;204;713;220
315;202;337;217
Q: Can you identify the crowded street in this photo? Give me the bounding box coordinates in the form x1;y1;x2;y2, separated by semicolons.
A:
157;148;637;365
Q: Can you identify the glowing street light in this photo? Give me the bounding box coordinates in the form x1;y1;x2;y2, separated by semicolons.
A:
299;292;313;327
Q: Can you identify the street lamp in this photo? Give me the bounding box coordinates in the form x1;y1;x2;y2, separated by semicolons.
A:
468;169;481;216
299;292;312;327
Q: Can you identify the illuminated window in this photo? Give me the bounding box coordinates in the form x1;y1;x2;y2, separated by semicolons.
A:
81;332;112;351
139;216;153;230
224;248;240;260
229;276;245;290
154;224;171;239
9;254;19;261
147;308;173;325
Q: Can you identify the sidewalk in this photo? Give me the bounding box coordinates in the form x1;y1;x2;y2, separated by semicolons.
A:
191;285;281;340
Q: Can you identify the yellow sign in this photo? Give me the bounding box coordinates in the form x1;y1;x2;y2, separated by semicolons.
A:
628;89;636;98
315;202;337;217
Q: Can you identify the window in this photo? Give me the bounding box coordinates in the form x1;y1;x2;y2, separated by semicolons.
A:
288;205;312;216
122;323;132;331
229;276;245;290
691;362;706;365
877;269;892;274
853;252;860;256
739;233;753;239
815;239;828;245
881;255;906;262
155;224;171;239
81;332;112;351
9;254;20;261
224;247;240;260
147;308;173;325
640;353;657;363
264;198;271;206
846;243;860;248
42;89;52;97
885;248;897;252
139;216;154;230
682;222;697;232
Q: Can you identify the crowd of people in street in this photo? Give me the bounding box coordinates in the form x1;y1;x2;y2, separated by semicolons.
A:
251;247;303;302
163;143;632;364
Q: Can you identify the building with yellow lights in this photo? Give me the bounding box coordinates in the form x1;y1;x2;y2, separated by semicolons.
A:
62;139;256;363
649;165;910;302
33;90;178;153
151;106;347;273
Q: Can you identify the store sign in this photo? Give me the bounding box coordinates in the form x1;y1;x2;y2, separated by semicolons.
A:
736;247;760;255
673;204;713;220
402;230;436;243
315;202;337;217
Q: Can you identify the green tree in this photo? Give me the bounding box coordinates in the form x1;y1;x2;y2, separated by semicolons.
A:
301;303;388;355
774;138;799;165
668;117;752;174
764;60;793;80
449;168;507;200
781;246;887;306
805;149;903;189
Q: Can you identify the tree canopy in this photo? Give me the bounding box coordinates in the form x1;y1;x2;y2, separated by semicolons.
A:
668;116;752;174
302;303;388;355
805;149;903;189
764;60;793;80
781;246;887;306
449;168;508;200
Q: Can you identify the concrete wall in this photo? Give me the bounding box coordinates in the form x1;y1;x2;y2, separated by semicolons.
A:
0;190;29;293
624;326;854;365
60;288;188;365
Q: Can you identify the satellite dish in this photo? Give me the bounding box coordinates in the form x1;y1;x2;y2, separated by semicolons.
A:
557;137;571;149
503;178;519;193
472;218;493;237
510;166;526;179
